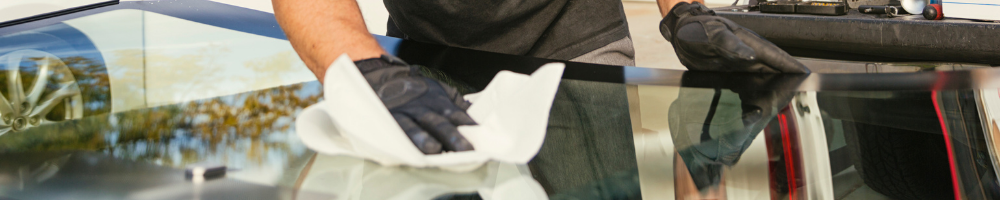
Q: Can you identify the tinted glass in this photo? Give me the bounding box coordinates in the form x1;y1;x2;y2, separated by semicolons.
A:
1;3;999;200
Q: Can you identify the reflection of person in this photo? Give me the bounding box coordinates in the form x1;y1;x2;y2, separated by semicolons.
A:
668;73;805;198
293;156;547;200
272;0;808;195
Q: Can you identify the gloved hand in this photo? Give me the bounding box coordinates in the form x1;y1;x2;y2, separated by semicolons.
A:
354;55;476;154
660;2;810;73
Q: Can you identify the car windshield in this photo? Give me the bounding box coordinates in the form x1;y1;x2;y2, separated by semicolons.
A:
1;1;999;200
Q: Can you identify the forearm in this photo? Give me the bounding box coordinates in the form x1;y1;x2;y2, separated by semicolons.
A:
272;0;386;82
657;0;705;17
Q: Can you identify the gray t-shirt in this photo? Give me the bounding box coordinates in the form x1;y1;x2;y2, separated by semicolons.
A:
383;0;630;61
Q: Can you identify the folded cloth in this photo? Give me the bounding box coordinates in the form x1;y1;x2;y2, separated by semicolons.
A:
296;54;564;172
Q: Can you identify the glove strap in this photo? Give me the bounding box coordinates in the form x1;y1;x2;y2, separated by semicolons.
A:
354;54;410;74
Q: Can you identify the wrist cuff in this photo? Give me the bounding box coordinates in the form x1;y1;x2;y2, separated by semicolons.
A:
353;54;409;74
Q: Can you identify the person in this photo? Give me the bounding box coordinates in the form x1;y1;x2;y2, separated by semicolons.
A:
272;0;809;195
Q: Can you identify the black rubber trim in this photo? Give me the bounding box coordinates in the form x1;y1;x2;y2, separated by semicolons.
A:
0;1;119;29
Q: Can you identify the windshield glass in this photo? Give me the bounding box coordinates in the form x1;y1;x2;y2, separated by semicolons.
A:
0;8;316;188
1;2;999;200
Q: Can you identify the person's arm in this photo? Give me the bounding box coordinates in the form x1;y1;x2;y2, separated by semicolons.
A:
272;0;477;154
657;0;704;17
272;0;385;83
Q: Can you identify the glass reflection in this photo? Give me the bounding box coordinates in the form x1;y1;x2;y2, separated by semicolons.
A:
0;82;320;174
296;156;546;200
0;151;333;199
0;152;71;191
0;22;113;129
816;90;954;199
4;1;1000;199
662;72;1000;200
0;8;319;183
1;9;315;115
0;50;84;135
667;73;803;199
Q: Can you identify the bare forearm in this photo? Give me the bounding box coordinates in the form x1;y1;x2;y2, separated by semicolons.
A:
657;0;705;17
272;0;385;82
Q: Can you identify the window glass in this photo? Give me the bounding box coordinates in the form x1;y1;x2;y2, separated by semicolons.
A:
0;8;315;187
52;9;313;111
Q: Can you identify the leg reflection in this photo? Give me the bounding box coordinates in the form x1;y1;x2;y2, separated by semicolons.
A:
675;151;727;200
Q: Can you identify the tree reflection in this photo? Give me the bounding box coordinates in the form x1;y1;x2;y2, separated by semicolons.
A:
0;20;321;171
0;82;321;169
63;56;111;115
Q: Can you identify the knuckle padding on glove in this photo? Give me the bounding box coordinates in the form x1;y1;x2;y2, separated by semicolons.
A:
397;105;474;151
376;77;429;108
393;113;444;154
421;80;477;125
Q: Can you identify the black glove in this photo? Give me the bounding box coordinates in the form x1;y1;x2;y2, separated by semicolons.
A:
660;2;810;73
354;55;477;154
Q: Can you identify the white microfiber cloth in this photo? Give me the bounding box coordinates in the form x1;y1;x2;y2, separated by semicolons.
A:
296;54;564;172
